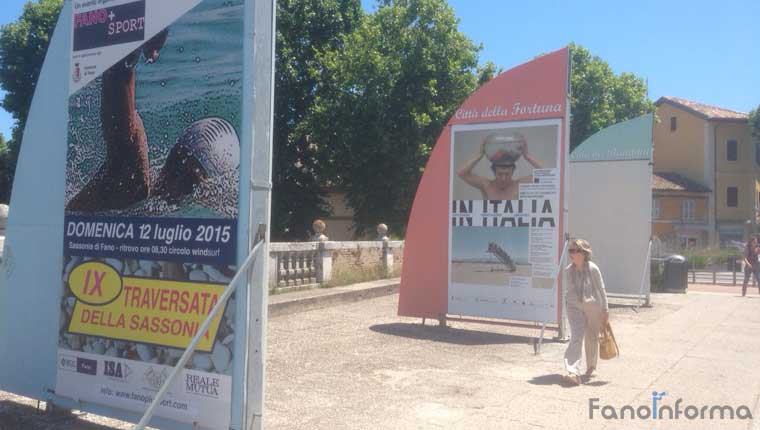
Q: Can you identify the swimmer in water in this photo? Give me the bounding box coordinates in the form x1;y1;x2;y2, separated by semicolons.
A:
66;29;239;212
457;133;544;200
152;116;240;202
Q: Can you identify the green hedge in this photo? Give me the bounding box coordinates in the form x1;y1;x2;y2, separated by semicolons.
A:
650;259;664;290
681;246;741;270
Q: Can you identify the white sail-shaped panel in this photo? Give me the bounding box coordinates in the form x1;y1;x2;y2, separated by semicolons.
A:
0;1;70;400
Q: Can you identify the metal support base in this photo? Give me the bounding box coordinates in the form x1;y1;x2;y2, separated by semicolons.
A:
44;401;73;417
643;295;653;307
534;322;547;355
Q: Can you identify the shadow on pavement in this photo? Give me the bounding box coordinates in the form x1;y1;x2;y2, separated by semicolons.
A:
527;374;576;387
527;374;610;388
584;380;610;387
0;400;124;430
370;322;556;346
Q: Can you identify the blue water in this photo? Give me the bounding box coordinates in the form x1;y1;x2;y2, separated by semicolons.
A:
66;0;244;219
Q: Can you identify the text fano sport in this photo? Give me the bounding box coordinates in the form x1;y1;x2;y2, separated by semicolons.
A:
74;9;145;36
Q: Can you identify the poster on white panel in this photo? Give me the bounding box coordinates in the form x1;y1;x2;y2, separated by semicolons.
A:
449;119;562;322
59;1;246;428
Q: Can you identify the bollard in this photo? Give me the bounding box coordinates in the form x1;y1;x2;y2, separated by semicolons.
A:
377;224;391;276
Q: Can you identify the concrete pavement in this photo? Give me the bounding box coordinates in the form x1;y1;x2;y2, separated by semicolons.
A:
265;289;760;430
268;278;399;317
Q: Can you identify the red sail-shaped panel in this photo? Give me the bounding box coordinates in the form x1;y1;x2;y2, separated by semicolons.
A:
399;48;569;321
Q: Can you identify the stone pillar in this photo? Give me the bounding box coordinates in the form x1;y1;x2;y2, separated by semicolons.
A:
268;253;278;290
312;219;331;283
0;204;8;253
316;241;332;283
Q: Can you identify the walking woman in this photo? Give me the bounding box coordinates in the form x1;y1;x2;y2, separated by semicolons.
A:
742;237;760;297
563;239;609;385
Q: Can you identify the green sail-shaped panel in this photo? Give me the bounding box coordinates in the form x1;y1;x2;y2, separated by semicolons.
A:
570;113;653;162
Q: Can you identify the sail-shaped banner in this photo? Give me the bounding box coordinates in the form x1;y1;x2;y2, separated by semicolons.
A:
0;0;275;428
399;48;570;324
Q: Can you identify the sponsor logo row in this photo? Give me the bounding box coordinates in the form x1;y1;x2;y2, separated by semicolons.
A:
59;355;221;398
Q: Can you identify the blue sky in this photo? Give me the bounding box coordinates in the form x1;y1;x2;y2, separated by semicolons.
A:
1;0;758;139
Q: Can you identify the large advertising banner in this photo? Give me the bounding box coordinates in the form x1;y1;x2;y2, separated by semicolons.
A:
398;48;569;325
449;120;561;322
57;0;244;427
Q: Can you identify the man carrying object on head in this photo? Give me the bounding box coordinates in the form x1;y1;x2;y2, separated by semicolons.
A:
457;132;544;200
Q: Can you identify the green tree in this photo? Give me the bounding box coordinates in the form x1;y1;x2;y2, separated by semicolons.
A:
272;0;362;240
750;105;760;143
569;43;653;151
0;0;63;186
309;0;480;235
0;132;12;203
476;61;501;87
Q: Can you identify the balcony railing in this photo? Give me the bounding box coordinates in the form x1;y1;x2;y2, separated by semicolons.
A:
652;216;709;225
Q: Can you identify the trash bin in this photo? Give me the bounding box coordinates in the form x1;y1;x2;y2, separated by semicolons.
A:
662;254;688;292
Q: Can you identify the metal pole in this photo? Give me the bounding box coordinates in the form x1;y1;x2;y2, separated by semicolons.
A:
535;322;546;355
133;241;263;430
242;0;276;427
636;241;652;309
554;239;569;340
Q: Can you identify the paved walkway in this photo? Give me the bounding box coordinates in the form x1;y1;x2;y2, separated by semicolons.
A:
266;288;760;430
689;281;760;296
268;278;399;317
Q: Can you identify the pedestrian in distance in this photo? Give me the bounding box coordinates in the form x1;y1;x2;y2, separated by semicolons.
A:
563;239;609;386
741;237;760;297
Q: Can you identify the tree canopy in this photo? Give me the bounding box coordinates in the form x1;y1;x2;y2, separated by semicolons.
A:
272;0;363;239
569;43;653;151
750;105;760;143
0;133;10;202
0;0;63;153
307;0;480;235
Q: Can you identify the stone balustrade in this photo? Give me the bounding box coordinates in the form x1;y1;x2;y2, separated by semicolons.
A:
267;220;403;291
268;239;403;291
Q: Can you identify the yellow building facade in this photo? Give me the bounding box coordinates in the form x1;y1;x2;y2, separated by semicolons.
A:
651;173;710;247
653;96;755;246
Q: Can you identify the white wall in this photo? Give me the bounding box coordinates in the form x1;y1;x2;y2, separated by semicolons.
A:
568;159;651;297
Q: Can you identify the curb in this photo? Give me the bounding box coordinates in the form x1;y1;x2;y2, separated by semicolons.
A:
268;280;400;317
